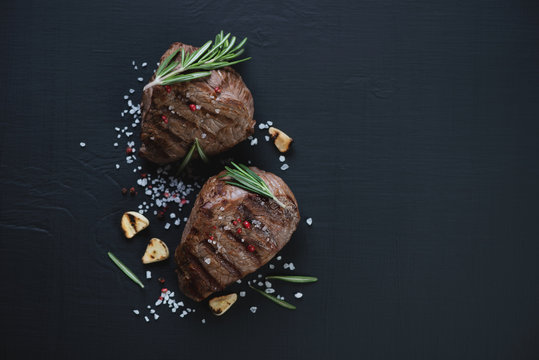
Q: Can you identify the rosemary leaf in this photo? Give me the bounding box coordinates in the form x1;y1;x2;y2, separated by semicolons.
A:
266;275;318;283
249;285;296;310
194;139;209;163
107;252;144;289
175;141;197;176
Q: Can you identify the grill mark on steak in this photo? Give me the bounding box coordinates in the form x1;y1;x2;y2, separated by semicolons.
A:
200;240;242;279
184;250;222;293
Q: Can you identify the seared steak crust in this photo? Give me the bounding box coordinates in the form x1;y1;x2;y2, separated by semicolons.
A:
140;42;255;165
175;167;300;301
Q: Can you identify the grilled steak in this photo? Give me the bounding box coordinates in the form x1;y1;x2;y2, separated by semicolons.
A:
139;42;255;165
175;167;300;301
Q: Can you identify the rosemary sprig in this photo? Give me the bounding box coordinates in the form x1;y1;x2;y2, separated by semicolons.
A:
220;162;286;208
266;275;318;283
107;252;145;289
175;138;208;176
144;31;250;91
249;284;296;310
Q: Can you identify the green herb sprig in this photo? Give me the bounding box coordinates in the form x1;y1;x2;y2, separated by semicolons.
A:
144;31;250;91
107;252;145;289
266;275;318;283
176;138;208;176
221;162;286;208
249;284;296;310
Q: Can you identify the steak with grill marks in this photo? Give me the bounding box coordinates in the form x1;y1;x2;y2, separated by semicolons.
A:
175;167;300;301
139;42;255;165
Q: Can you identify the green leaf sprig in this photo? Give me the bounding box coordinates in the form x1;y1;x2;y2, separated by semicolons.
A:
144;31;250;91
249;284;296;310
266;275;318;283
107;252;145;289
221;162;286;208
176;138;208;176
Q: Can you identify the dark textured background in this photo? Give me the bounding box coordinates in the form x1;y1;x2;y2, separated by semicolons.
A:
1;0;539;359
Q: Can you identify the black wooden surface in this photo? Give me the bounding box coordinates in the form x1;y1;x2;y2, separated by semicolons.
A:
1;1;539;359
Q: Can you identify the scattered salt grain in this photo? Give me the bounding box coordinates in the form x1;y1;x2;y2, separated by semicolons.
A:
280;164;289;171
144;316;149;322
236;279;242;284
265;135;270;141
164;223;171;230
204;258;211;264
146;271;151;279
142;62;147;67
114;142;118;147
279;155;285;162
289;263;296;271
80;142;86;148
239;291;246;297
137;77;143;82
150;309;155;314
133;310;140;315
269;264;275;269
250;306;257;313
250;138;258;146
306;218;313;226
201;319;206;324
276;256;282;261
265;281;272;288
129;88;135;94
154;314;159;320
115;164;120;169
265;288;275;294
294;292;303;299
258;281;264;287
267;121;273;125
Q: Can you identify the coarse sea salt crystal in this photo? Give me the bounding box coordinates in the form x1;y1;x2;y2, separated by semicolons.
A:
150;309;155;314
294;292;303;299
114;142;118;147
115;164;120;169
289;263;295;271
250;138;258;146
144;316;149;322
204;258;211;264
137;77;143;82
306;218;313;226
240;291;246;297
265;135;270;141
201;319;206;324
164;223;171;230
201;133;207;139
258;281;263;287
129;88;135;94
265;281;272;288
265;288;275;294
142;62;147;67
80;142;86;147
170;213;176;219
258;123;266;130
279;155;285;162
250;306;257;313
154;314;159;320
280;164;289;171
269;264;275;269
276;256;282;261
133;310;140;315
146;271;151;279
267;121;273;125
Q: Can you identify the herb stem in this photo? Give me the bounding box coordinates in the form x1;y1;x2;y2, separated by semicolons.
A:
266;275;318;283
249;285;296;310
107;252;145;289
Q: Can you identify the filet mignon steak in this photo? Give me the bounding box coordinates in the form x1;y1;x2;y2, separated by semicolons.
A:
139;42;255;165
175;167;300;301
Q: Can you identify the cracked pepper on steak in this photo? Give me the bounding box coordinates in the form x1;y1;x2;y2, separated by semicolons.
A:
139;42;255;165
175;167;300;301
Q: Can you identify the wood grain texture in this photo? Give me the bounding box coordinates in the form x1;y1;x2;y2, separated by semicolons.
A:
1;0;539;359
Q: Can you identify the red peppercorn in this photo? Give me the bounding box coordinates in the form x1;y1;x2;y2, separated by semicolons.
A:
158;277;165;284
129;187;136;196
126;147;133;155
159;296;164;300
180;199;187;205
247;244;255;252
209;236;214;240
212;226;217;230
243;220;251;229
161;288;168;293
161;115;168;124
237;217;241;222
121;187;128;195
164;192;170;198
237;228;242;234
165;85;171;93
157;211;165;220
140;173;147;178
189;104;197;111
232;220;238;225
214;86;222;94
